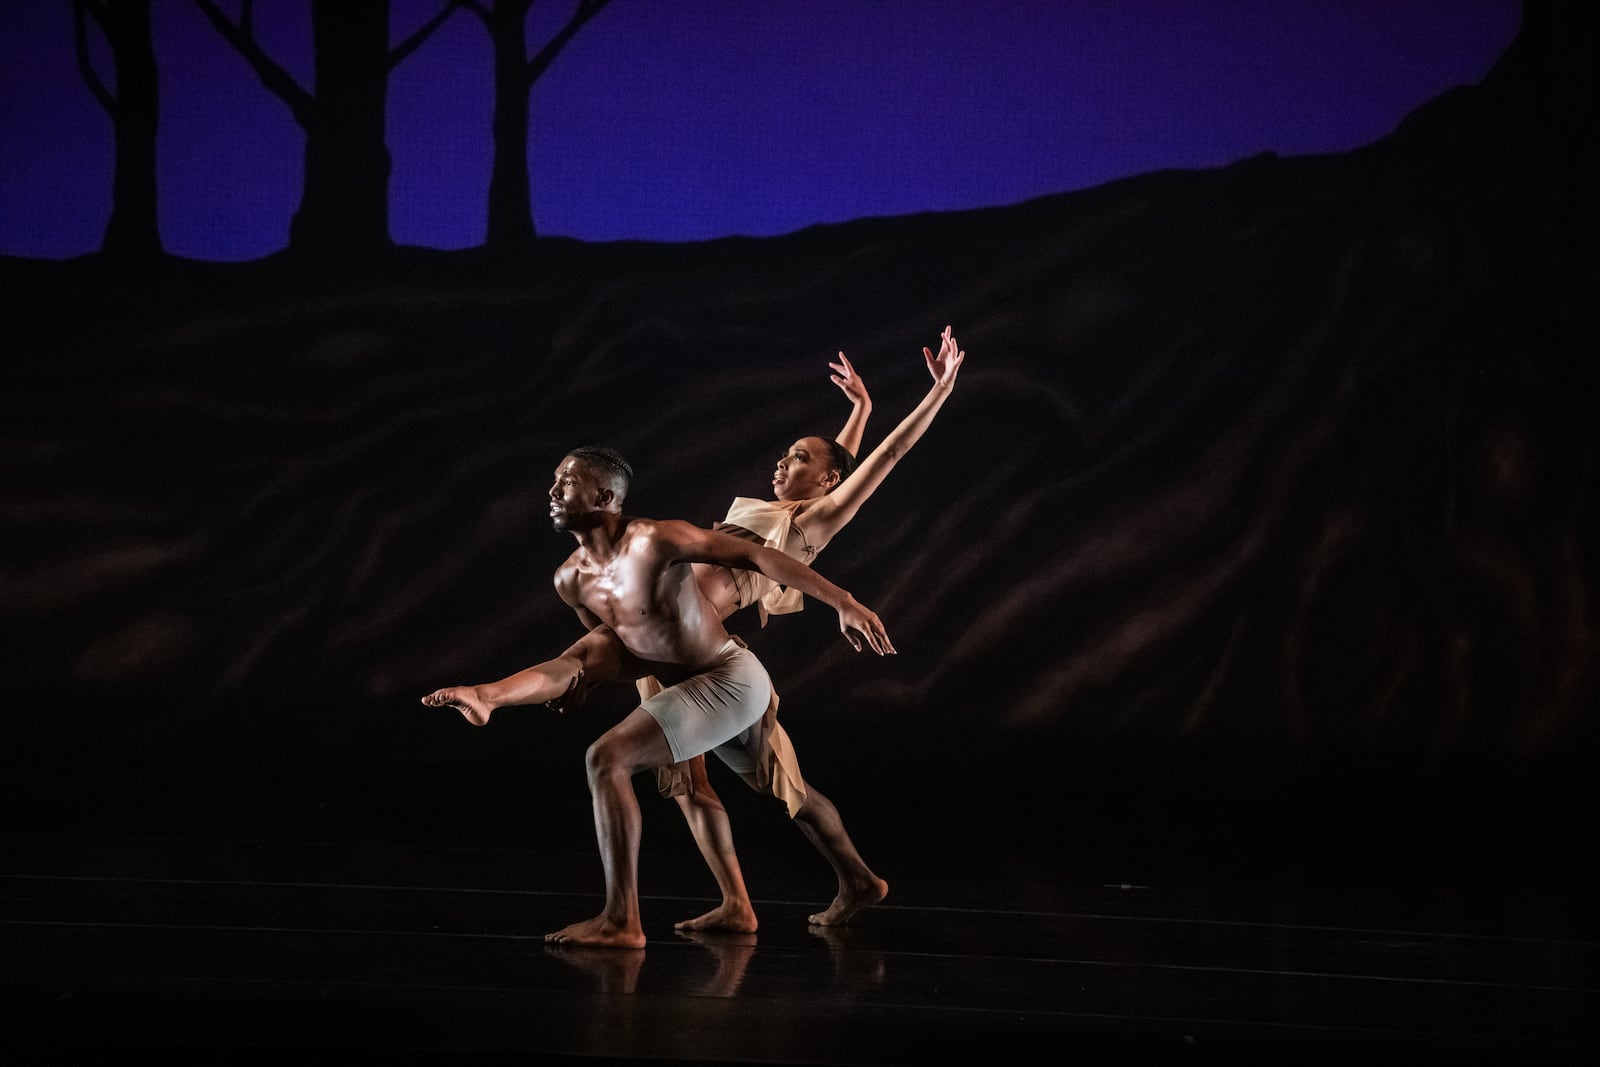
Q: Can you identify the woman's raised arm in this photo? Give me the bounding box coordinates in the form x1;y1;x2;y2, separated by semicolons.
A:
829;351;872;457
805;325;966;543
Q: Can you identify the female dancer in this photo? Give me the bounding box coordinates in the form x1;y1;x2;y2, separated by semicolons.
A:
652;325;965;931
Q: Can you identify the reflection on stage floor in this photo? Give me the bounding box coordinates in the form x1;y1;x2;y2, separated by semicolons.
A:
2;803;1594;1064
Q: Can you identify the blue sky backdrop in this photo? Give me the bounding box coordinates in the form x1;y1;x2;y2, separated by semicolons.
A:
1;0;1520;260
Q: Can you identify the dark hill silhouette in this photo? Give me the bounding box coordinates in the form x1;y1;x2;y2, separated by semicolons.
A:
2;3;1593;850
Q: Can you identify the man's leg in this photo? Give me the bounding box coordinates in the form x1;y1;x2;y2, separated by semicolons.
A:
671;756;759;933
792;783;889;926
545;706;677;949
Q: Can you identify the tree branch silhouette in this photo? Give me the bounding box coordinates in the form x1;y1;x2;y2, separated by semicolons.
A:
526;0;612;83
72;0;116;114
389;1;462;71
192;0;314;122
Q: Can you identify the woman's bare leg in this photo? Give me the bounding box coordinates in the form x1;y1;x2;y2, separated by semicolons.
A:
792;784;889;926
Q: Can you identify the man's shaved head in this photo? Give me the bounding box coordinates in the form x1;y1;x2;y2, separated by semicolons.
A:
565;445;634;502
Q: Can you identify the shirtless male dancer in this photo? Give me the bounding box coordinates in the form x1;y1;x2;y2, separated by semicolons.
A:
421;446;895;949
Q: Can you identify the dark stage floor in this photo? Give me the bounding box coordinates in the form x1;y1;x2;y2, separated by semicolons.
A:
2;776;1596;1066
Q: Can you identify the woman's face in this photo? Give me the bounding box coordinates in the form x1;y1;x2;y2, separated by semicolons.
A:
772;436;840;501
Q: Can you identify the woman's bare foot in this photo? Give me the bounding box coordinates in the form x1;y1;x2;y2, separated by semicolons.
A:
808;876;889;927
544;915;647;949
674;901;759;934
421;685;493;726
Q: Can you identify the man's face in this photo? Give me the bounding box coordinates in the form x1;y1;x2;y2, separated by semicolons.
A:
772;436;840;501
549;457;609;531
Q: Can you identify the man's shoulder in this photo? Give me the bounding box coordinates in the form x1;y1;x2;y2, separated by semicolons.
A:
619;514;696;544
551;550;583;587
616;516;717;569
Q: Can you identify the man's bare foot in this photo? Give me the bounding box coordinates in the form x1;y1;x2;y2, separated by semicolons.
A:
674;901;759;934
544;915;647;949
808;876;889;926
421;686;493;727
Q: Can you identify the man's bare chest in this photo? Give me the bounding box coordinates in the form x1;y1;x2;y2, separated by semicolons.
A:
576;555;674;626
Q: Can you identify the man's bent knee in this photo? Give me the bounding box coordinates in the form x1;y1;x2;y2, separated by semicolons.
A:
585;736;638;782
587;711;675;781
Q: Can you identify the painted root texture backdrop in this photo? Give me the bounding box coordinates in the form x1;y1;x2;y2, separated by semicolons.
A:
2;4;1594;846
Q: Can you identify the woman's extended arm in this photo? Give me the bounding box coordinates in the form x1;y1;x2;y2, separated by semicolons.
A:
830;351;872;457
805;325;966;543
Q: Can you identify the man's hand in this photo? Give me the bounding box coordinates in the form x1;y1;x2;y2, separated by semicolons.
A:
837;597;896;656
924;325;965;389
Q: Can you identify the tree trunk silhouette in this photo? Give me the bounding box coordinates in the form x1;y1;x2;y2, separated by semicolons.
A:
75;0;162;260
194;0;459;258
291;2;393;254
486;1;536;251
463;0;614;253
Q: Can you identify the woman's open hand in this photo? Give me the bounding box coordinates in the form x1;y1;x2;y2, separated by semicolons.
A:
830;351;871;410
924;325;965;389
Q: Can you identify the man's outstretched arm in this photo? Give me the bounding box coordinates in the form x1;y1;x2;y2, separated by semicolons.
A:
660;521;896;655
